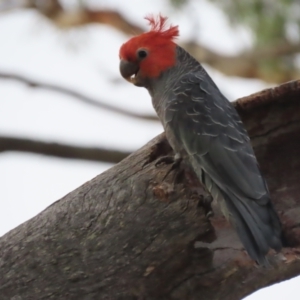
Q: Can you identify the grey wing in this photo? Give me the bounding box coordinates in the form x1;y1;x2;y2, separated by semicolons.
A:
165;73;282;264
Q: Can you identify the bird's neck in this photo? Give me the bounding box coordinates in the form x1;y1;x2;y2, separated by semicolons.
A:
146;46;202;119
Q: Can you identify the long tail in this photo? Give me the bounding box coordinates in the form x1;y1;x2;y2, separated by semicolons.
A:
221;191;282;265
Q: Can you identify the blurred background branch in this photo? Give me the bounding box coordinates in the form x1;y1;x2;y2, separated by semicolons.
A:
0;136;130;163
1;0;300;161
1;80;299;163
1;0;300;83
0;72;158;121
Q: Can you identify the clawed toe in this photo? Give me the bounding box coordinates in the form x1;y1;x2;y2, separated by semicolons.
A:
155;156;175;167
198;194;214;218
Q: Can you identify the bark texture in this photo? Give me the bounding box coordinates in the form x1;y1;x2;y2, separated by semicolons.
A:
0;81;300;300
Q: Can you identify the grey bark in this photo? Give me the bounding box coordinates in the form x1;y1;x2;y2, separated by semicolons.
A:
0;80;300;300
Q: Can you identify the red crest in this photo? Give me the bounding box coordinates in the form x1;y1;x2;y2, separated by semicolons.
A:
145;15;179;41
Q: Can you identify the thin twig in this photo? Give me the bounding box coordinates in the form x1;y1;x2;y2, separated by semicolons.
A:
0;72;158;121
0;136;131;163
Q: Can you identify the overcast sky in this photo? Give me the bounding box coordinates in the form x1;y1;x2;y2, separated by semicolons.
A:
0;0;298;299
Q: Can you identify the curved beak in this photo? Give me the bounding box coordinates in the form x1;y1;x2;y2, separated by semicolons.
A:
119;60;139;84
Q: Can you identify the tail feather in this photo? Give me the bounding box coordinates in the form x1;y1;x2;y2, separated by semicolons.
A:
221;191;282;265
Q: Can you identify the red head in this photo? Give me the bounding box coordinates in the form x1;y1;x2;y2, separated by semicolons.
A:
119;15;179;86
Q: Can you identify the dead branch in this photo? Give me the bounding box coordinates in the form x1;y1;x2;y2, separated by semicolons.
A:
0;72;158;121
35;6;300;83
0;136;130;163
2;1;300;83
0;80;299;299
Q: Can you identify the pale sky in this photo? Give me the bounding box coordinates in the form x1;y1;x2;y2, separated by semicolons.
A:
0;0;298;299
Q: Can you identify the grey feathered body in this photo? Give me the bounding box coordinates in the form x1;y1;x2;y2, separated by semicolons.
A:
147;46;282;265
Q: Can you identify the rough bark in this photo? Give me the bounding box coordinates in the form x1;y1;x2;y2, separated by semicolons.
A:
0;81;300;300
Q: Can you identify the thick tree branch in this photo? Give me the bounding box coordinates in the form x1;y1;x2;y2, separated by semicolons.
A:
0;80;300;299
0;136;130;163
0;72;158;121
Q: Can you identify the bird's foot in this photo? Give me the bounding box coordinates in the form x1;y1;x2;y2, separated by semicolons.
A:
198;194;214;218
155;154;182;182
155;155;176;167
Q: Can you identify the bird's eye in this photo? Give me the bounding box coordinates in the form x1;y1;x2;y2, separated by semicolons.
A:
137;49;148;59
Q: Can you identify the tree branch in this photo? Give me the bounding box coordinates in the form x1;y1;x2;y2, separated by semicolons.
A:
0;136;131;163
0;72;158;121
1;80;300;163
2;1;299;82
43;7;300;83
0;80;300;299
